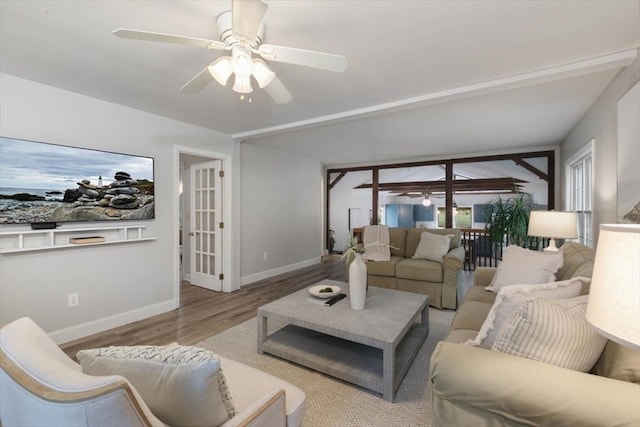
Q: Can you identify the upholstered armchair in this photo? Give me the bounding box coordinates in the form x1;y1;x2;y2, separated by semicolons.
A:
0;317;305;427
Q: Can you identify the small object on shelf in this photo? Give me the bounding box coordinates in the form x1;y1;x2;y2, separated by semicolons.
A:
30;222;58;230
69;236;106;244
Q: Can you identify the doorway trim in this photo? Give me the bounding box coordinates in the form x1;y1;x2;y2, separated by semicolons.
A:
174;145;238;301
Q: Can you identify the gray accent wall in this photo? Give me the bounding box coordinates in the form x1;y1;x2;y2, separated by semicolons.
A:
561;50;640;243
239;143;324;284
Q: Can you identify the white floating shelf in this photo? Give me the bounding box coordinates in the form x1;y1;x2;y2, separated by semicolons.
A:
0;225;156;254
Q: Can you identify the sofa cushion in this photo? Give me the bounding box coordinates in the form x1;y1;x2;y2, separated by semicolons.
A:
462;286;497;305
591;341;640;384
396;258;443;282
444;329;478;344
451;300;493;331
389;227;407;257
492;295;608;372
466;278;584;349
366;255;403;277
77;344;235;427
412;232;452;261
219;356;306;427
487;245;564;292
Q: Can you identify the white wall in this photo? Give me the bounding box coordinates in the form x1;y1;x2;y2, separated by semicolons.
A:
239;143;324;285
328;170;372;251
0;73;234;343
561;52;640;242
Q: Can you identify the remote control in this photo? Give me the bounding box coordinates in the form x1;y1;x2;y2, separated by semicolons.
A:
324;293;347;307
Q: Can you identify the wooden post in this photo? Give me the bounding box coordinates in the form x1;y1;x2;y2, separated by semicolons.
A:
372;168;379;225
445;162;453;228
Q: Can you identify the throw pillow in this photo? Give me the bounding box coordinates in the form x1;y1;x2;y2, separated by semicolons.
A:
486;245;564;293
465;277;585;349
412;232;452;261
492;295;608;372
77;344;235;427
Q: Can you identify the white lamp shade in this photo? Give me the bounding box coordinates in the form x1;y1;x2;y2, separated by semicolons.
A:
586;224;640;349
528;210;578;239
208;57;233;86
252;59;275;88
422;197;432;207
233;74;253;93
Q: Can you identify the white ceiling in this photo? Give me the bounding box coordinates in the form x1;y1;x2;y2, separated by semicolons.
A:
1;0;639;166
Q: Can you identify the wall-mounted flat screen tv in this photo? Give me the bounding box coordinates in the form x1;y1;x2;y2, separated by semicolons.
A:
0;136;154;225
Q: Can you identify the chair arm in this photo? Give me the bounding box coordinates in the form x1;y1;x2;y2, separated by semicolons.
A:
220;387;286;427
441;247;465;309
472;266;497;287
430;342;640;427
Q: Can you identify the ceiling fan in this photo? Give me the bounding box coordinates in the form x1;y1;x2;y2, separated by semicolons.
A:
113;0;348;103
401;190;445;206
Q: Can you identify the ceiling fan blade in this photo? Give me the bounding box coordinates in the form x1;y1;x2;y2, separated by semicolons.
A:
179;65;214;93
258;44;348;72
232;0;268;42
264;75;293;104
113;28;227;50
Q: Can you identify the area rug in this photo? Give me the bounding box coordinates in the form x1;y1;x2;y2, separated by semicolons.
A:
196;307;455;427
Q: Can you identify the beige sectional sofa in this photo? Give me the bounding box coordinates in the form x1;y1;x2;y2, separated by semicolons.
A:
365;227;465;309
430;242;640;426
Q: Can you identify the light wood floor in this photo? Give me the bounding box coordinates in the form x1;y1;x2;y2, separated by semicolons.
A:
61;256;346;359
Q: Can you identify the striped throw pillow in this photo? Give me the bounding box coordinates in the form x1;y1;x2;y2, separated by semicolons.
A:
491;295;608;372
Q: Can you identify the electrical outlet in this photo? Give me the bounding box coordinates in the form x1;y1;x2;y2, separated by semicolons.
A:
263;252;268;260
68;293;79;307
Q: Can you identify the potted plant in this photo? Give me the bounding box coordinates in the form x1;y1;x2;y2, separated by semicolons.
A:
483;192;534;249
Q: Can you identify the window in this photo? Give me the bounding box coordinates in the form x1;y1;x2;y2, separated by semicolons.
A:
437;206;471;228
565;140;594;247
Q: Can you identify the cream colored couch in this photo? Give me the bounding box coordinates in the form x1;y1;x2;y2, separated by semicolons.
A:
429;242;640;426
365;227;465;309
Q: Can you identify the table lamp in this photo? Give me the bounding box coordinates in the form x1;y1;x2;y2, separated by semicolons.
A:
528;210;578;252
586;224;640;350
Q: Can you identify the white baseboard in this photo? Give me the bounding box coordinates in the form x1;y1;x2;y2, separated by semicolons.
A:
240;257;319;287
51;299;178;345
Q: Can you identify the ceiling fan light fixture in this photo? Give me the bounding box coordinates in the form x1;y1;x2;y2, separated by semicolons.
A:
231;45;254;77
252;59;275;88
233;74;253;93
422;197;432;207
208;57;233;85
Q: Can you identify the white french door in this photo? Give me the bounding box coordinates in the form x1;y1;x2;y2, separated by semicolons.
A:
189;160;223;291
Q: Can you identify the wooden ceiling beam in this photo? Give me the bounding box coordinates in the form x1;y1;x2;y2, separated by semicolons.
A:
355;177;526;193
327;150;554;174
513;157;549;181
328;171;347;190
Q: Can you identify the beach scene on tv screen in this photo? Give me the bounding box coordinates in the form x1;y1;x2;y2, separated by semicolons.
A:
0;137;155;224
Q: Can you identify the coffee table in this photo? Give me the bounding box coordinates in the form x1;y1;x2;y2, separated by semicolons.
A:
257;279;429;401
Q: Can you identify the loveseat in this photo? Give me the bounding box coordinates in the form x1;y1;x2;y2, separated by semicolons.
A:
429;242;640;426
365;227;464;309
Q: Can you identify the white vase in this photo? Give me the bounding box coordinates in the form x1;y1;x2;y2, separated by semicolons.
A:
349;253;367;310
